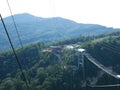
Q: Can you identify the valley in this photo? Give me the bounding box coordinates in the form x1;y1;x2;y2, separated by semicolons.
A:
0;13;120;90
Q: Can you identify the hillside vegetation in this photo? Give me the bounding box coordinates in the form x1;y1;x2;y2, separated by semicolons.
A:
0;32;120;90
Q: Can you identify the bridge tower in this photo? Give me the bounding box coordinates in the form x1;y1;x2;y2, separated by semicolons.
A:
77;49;86;88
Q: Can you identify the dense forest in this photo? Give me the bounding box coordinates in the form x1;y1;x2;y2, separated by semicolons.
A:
0;32;120;90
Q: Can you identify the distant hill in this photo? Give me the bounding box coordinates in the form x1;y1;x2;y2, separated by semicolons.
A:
0;13;120;50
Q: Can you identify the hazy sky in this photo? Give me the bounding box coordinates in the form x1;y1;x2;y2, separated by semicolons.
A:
0;0;120;28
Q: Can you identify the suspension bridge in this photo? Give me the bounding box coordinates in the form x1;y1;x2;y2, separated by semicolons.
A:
1;11;120;89
42;44;120;89
0;2;120;90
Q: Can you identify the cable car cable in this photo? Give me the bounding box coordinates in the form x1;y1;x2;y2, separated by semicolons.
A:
0;14;29;90
6;0;24;48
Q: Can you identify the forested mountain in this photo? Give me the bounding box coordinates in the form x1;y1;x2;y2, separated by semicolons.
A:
0;13;120;51
0;32;120;90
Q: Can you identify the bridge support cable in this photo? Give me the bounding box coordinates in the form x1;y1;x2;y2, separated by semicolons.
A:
84;52;120;89
100;43;120;54
87;83;120;88
84;53;120;79
0;14;29;90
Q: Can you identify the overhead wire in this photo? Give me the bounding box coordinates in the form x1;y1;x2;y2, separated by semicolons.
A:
103;46;120;54
84;37;120;89
87;83;120;88
84;53;120;79
93;37;120;54
92;35;120;55
5;0;29;89
104;42;120;50
68;44;120;88
84;52;120;88
49;0;66;40
101;43;120;54
100;42;120;90
6;0;24;48
0;14;29;90
94;42;120;69
5;0;120;89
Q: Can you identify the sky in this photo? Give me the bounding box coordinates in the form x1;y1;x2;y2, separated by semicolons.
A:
0;0;120;28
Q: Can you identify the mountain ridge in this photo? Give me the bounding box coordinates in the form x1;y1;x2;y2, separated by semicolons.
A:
0;13;120;51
